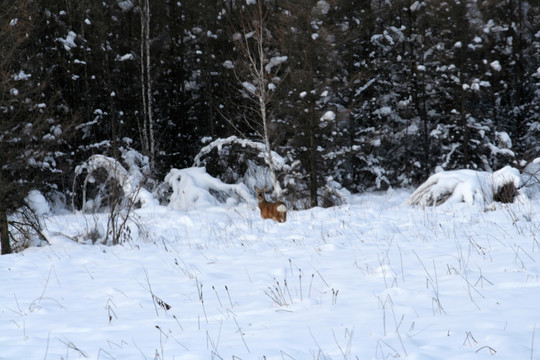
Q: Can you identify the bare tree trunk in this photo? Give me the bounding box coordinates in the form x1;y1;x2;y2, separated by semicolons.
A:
140;0;155;173
259;69;280;196
0;209;11;255
308;113;318;207
139;2;148;154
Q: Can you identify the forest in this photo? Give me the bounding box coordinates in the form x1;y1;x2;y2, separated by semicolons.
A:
1;0;540;253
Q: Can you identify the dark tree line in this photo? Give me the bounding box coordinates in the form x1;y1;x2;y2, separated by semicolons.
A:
1;0;540;253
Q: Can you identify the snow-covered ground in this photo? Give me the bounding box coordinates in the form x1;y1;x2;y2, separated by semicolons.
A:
2;188;540;359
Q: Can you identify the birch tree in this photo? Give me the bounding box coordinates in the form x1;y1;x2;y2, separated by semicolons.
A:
140;0;156;173
233;1;287;196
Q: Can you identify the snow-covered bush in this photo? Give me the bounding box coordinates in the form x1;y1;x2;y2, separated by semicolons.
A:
163;167;252;210
72;153;156;213
491;166;521;203
8;193;51;251
71;152;155;246
194;136;295;204
407;166;523;207
521;158;540;200
194;136;289;188
320;178;350;208
194;136;348;209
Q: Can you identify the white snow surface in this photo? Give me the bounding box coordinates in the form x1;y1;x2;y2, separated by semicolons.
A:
2;175;540;359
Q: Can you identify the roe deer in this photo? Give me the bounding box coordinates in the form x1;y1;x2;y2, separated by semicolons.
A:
254;186;287;223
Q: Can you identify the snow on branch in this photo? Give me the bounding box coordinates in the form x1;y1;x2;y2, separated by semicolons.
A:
354;77;378;97
265;56;287;73
56;31;77;51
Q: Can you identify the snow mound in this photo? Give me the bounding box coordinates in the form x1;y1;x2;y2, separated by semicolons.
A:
164;167;253;210
407;166;522;207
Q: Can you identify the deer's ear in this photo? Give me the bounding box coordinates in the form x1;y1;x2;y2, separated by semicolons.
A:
254;186;260;192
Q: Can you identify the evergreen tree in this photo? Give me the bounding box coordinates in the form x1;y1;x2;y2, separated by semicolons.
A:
0;1;76;253
274;0;342;206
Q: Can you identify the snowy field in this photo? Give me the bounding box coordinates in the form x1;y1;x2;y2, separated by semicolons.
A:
2;187;540;359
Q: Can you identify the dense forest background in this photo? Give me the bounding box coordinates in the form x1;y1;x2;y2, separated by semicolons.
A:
2;0;540;216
